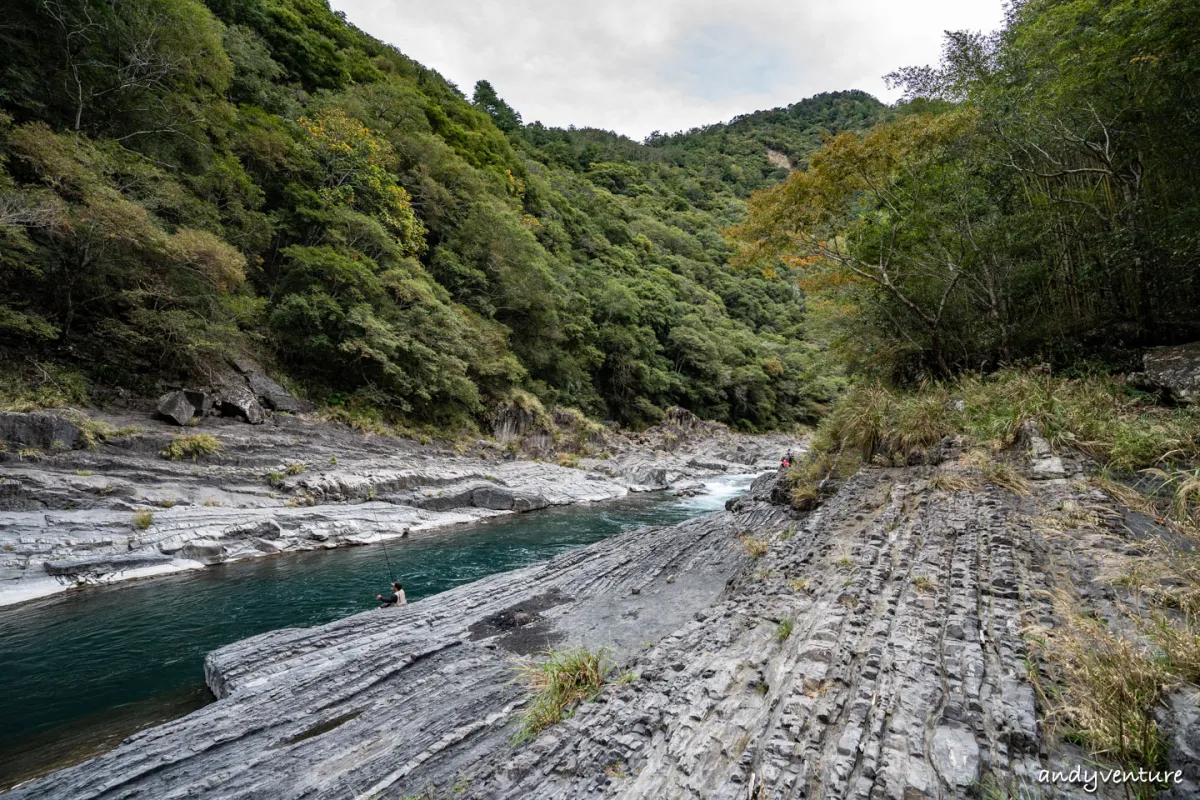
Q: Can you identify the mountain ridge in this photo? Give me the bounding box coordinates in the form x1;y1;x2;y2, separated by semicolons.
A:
0;0;886;431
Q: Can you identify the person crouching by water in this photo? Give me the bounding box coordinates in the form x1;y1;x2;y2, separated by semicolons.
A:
377;582;406;608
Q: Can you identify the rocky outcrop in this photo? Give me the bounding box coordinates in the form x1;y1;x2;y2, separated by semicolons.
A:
155;390;207;426
0;411;80;451
42;551;174;577
0;407;793;606
8;500;778;800
1143;341;1200;404
152;359;312;428
216;387;266;424
12;442;1195;799
229;358;315;414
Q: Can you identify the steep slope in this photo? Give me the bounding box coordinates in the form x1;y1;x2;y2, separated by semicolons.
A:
0;0;885;430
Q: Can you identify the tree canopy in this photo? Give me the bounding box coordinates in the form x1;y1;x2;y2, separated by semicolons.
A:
0;0;885;429
734;0;1200;382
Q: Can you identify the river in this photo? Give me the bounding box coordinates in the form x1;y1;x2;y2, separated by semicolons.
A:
0;473;760;788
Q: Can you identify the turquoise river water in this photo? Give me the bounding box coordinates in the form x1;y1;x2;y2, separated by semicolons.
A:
0;473;759;788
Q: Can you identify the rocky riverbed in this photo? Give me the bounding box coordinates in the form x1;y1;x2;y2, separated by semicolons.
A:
7;424;1199;798
0;404;796;606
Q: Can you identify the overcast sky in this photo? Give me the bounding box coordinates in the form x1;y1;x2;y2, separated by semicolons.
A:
329;0;1007;140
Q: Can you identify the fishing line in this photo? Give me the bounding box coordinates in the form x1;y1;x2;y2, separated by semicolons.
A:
368;495;397;585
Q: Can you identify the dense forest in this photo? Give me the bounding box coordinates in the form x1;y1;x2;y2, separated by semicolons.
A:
0;0;886;431
733;0;1200;382
3;0;1194;435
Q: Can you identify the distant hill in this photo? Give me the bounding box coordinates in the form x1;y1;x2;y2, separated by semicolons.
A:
0;0;885;431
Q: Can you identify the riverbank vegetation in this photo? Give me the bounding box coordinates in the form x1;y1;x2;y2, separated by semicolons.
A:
732;0;1200;383
511;646;613;744
0;0;887;432
782;371;1200;518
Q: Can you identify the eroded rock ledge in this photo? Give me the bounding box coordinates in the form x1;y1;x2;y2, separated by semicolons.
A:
0;407;791;605
12;445;1200;799
7;490;787;799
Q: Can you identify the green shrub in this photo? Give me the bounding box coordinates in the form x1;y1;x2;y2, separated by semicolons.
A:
132;511;153;530
797;371;1200;490
512;647;612;743
160;434;222;461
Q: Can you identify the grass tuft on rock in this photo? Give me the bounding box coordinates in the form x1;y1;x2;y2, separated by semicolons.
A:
912;575;936;593
928;470;980;493
160;434;222;462
739;535;769;559
511;647;612;744
1035;596;1174;774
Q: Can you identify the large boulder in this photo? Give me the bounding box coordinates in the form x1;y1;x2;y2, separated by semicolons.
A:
184;390;215;417
155;390;198;426
1144;342;1200;404
230;358;314;414
662;406;702;430
493;404;539;443
0;411;81;450
217;388;266;425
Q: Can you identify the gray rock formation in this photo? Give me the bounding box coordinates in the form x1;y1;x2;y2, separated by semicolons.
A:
11;447;1195;799
153;359;312;428
43;551;173;577
1019;420;1065;480
230;358;315;414
155;390;207;426
1143;341;1200;404
216;387;266;424
0;408;792;605
0;411;80;451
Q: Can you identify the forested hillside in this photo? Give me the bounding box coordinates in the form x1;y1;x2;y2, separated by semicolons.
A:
0;0;884;431
733;0;1200;381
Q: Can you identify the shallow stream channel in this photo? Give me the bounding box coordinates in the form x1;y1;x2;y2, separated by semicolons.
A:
0;473;760;788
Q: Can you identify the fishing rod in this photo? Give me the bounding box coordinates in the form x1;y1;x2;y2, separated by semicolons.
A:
368;495;397;584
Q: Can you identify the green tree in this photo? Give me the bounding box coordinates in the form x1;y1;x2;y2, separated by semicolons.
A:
472;80;522;133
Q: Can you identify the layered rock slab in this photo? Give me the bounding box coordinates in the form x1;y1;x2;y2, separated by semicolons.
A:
10;459;1194;799
7;501;783;800
460;468;1182;799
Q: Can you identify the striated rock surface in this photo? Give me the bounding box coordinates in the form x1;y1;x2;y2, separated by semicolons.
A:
10;443;1197;799
0;408;792;605
7;497;784;800
0;412;80;451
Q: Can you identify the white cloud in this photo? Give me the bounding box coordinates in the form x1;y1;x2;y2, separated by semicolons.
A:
329;0;1006;139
